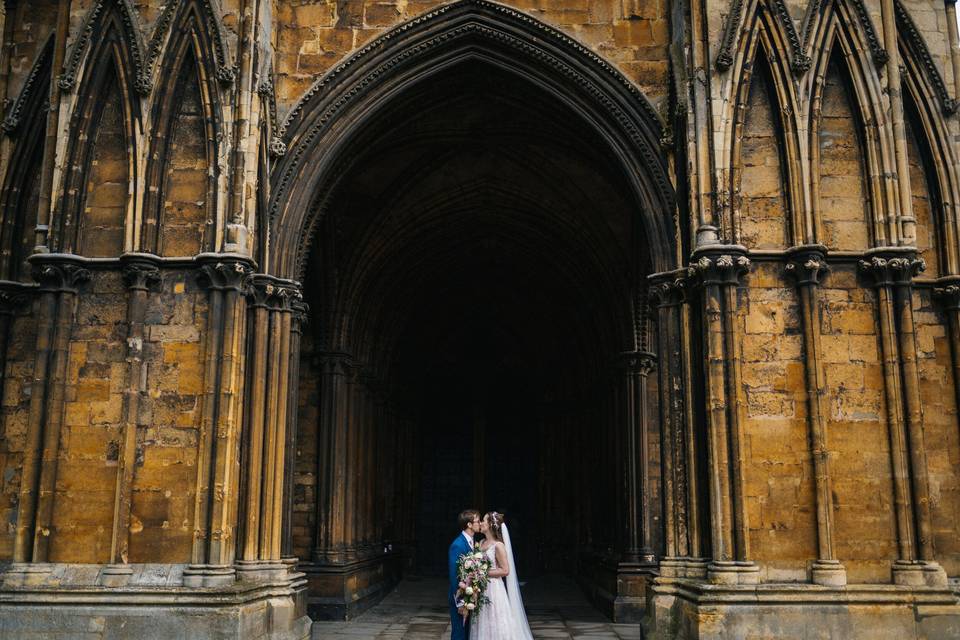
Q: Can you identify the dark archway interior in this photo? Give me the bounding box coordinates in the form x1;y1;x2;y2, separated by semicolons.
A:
297;60;654;579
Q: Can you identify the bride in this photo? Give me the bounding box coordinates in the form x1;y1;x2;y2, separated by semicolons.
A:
471;512;534;640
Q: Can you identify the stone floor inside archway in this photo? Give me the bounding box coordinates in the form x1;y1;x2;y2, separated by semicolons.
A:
311;576;642;639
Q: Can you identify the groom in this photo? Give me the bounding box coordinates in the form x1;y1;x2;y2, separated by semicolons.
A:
448;509;480;640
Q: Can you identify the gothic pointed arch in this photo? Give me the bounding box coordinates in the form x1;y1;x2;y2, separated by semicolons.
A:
716;0;809;74
2;37;54;136
809;30;879;250
799;0;887;70
269;0;675;282
894;0;958;116
58;0;149;95
56;6;142;256
146;0;236;88
142;1;225;256
0;41;51;281
729;30;798;248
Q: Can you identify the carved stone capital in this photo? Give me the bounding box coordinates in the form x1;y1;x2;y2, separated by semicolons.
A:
858;248;925;288
933;276;960;311
291;298;310;331
196;256;255;292
784;245;829;287
319;351;353;376
120;256;162;292
620;350;657;376
647;269;691;308
688;246;751;287
247;274;303;311
28;255;91;293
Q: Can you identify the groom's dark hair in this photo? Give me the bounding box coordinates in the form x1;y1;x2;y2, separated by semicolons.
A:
458;509;480;531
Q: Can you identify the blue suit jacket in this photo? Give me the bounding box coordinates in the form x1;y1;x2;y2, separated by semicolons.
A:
448;533;473;603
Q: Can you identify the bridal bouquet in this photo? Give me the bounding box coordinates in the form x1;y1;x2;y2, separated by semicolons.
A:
455;545;492;620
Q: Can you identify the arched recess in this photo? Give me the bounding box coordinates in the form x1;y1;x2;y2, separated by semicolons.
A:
142;0;224;256
0;39;52;281
268;0;676;282
807;9;890;250
56;1;143;256
726;9;802;247
901;48;960;276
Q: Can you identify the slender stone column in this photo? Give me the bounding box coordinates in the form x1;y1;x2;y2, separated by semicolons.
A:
649;271;694;576
281;299;308;562
185;257;253;587
103;256;162;586
784;246;846;586
690;248;758;585
859;249;947;587
313;352;352;564
13;256;89;568
619;349;657;565
235;275;300;581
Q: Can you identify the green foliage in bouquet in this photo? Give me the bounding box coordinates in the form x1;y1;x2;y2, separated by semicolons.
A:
455;544;493;618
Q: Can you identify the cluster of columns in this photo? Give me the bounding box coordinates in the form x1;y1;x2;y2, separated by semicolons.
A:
182;257;309;586
646;242;949;589
311;352;418;566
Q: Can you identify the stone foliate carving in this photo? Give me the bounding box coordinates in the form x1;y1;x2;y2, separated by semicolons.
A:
784;245;829;286
196;258;254;292
121;261;162;291
620;350;657;376
858;251;925;287
648;270;691;308
933;277;960;311
0;281;34;315
30;259;91;293
689;250;751;286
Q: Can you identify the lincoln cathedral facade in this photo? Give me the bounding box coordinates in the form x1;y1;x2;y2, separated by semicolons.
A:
0;0;958;637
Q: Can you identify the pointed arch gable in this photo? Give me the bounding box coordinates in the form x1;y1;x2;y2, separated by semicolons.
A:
142;2;224;255
59;0;149;95
269;0;675;280
146;0;236;88
2;37;54;136
716;0;809;74
56;11;142;255
0;42;52;280
894;0;958;116
730;31;799;247
800;0;887;71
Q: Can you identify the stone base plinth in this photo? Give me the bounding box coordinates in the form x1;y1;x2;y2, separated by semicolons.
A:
0;563;311;640
576;554;658;622
646;577;960;640
300;551;404;621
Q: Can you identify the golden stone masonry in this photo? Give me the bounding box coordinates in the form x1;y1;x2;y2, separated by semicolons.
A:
0;0;958;637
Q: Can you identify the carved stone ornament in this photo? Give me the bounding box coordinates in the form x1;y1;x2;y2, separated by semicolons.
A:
784;245;829;287
3;37;53;135
688;248;751;286
247;274;303;311
196;258;254;292
121;260;162;291
620;350;657;376
30;258;92;293
933;277;960;311
647;270;690;308
0;281;35;314
858;250;925;287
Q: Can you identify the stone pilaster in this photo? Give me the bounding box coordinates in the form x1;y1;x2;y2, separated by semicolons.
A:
689;247;758;585
236;275;301;581
102;255;162;586
185;256;254;587
619;349;657;566
13;255;89;566
281;298;308;564
859;249;946;587
934;276;960;458
784;246;846;587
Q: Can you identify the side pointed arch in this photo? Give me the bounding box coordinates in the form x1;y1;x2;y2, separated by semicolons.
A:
0;42;52;280
800;0;887;71
268;0;675;280
728;22;801;248
808;21;888;249
145;0;236;88
2;37;54;136
56;5;143;256
716;0;809;74
894;0;958;116
59;0;149;95
142;1;225;256
901;60;960;274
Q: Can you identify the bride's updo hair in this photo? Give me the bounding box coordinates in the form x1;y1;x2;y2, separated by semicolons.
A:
485;511;505;542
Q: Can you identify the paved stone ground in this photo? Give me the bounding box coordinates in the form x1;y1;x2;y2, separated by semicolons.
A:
311;575;642;639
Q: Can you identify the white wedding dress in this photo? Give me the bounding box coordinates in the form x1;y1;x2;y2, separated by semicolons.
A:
471;524;534;640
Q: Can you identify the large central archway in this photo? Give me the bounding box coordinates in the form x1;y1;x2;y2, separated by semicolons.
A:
269;0;676;621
